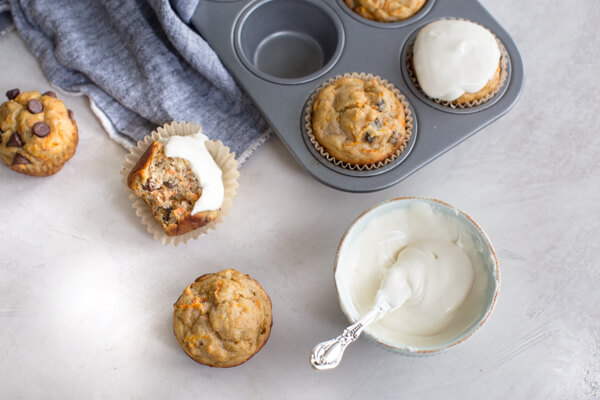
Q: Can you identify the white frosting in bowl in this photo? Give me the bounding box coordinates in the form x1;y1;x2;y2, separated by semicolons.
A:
374;238;475;336
413;20;501;101
335;199;498;353
164;132;224;213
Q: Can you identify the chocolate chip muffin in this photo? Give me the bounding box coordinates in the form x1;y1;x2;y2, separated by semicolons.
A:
311;76;408;165
127;140;219;236
344;0;426;22
173;269;273;368
0;89;78;176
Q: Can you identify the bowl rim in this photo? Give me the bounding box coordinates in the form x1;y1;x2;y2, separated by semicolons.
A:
333;196;500;356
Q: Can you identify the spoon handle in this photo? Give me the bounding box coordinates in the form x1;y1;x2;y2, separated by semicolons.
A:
310;303;390;370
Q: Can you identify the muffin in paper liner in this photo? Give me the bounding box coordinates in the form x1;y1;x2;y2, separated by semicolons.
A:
405;18;509;109
121;121;239;246
304;72;414;171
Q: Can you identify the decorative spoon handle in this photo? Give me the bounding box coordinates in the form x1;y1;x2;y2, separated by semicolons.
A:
310;303;390;370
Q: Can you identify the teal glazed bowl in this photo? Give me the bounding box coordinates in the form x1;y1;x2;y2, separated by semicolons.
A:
334;197;500;356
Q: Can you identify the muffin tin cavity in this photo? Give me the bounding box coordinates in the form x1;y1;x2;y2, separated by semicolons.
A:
234;0;345;84
337;0;435;29
400;20;511;114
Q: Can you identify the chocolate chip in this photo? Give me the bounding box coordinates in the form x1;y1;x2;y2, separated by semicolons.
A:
164;207;173;221
43;91;57;98
7;132;23;147
377;99;386;111
12;154;30;165
32;122;50;137
27;99;43;114
6;88;20;100
365;131;376;143
67;109;75;122
144;178;159;191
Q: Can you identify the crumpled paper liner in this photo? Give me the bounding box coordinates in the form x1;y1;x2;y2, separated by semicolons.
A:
121;121;239;246
405;18;509;109
304;72;414;171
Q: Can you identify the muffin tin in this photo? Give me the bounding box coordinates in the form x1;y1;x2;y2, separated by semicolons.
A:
190;0;524;192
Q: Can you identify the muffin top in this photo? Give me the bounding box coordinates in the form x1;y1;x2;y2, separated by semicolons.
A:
344;0;426;22
413;20;501;102
0;90;78;176
311;77;407;165
173;269;272;367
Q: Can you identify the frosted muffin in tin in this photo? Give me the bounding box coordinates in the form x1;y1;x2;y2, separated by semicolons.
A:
344;0;427;22
310;76;409;166
412;20;502;105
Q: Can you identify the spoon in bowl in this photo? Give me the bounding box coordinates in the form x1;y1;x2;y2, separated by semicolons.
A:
310;265;413;370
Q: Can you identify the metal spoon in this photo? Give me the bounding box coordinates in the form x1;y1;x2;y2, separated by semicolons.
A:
309;300;392;370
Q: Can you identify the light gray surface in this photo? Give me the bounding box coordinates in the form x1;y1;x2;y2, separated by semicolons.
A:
0;0;599;398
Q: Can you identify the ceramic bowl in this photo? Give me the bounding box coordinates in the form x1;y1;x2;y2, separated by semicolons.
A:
334;197;500;356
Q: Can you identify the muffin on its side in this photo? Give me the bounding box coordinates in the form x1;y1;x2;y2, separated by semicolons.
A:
173;269;273;368
344;0;426;22
311;76;407;166
0;89;78;176
127;140;219;236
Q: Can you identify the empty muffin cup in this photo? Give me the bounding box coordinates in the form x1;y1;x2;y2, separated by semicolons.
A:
234;0;345;84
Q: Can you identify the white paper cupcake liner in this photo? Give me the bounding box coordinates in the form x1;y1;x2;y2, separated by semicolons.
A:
304;72;414;171
121;121;239;246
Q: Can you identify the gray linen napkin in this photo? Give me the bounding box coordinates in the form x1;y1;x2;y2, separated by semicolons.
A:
0;0;270;163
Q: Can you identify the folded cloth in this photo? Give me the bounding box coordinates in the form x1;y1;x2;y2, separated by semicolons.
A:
0;1;12;35
0;0;270;163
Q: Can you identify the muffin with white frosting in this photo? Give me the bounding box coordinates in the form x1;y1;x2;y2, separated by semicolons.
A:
412;20;503;105
127;132;224;236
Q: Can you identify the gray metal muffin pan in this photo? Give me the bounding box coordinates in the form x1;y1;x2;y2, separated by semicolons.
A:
190;0;524;192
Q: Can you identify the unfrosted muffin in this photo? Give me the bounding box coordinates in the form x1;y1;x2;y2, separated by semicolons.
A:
173;269;273;367
311;76;407;165
344;0;426;22
127;138;221;236
412;20;502;104
0;89;78;176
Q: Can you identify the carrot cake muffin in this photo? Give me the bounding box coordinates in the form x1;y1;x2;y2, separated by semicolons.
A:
311;77;407;165
412;20;501;104
173;269;273;368
127;132;223;236
0;89;78;176
344;0;426;22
